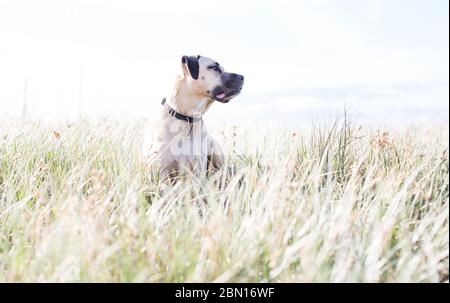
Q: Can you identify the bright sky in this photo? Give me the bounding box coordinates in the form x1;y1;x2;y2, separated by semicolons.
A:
0;0;448;127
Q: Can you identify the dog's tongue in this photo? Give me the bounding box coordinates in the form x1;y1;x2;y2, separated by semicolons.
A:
216;92;226;99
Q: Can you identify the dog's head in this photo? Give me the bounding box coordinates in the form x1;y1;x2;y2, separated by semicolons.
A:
181;55;244;103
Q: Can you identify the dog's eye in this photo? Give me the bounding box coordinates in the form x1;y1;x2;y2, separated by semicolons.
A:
208;65;220;72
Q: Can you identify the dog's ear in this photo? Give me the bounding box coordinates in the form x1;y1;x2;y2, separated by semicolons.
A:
182;55;199;80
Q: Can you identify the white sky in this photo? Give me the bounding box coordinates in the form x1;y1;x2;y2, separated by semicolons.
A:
0;0;448;127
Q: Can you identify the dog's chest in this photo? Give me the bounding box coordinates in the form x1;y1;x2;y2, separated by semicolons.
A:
152;121;209;168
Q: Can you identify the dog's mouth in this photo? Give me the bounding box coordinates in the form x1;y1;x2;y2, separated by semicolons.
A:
214;88;242;103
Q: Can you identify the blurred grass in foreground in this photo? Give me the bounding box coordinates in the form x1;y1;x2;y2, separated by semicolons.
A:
0;118;448;282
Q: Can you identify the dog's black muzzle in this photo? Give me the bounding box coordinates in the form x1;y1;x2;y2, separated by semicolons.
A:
213;73;244;103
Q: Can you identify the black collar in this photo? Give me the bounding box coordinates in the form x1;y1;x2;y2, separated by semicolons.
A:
161;98;202;123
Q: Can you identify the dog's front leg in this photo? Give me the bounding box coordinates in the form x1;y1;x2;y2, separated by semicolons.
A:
207;137;224;172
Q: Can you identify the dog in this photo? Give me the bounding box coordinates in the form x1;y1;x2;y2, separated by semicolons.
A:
142;55;244;182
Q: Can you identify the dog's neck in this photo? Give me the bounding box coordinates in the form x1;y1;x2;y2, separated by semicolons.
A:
166;75;214;118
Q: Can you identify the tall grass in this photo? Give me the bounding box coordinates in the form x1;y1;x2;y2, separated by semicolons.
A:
0;119;448;282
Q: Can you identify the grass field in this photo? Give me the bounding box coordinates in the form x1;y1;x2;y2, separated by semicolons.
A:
0;118;448;282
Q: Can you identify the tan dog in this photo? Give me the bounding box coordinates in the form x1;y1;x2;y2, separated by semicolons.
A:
142;55;244;181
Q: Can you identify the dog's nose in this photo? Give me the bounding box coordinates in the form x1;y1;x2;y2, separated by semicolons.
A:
226;73;245;89
232;74;244;81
